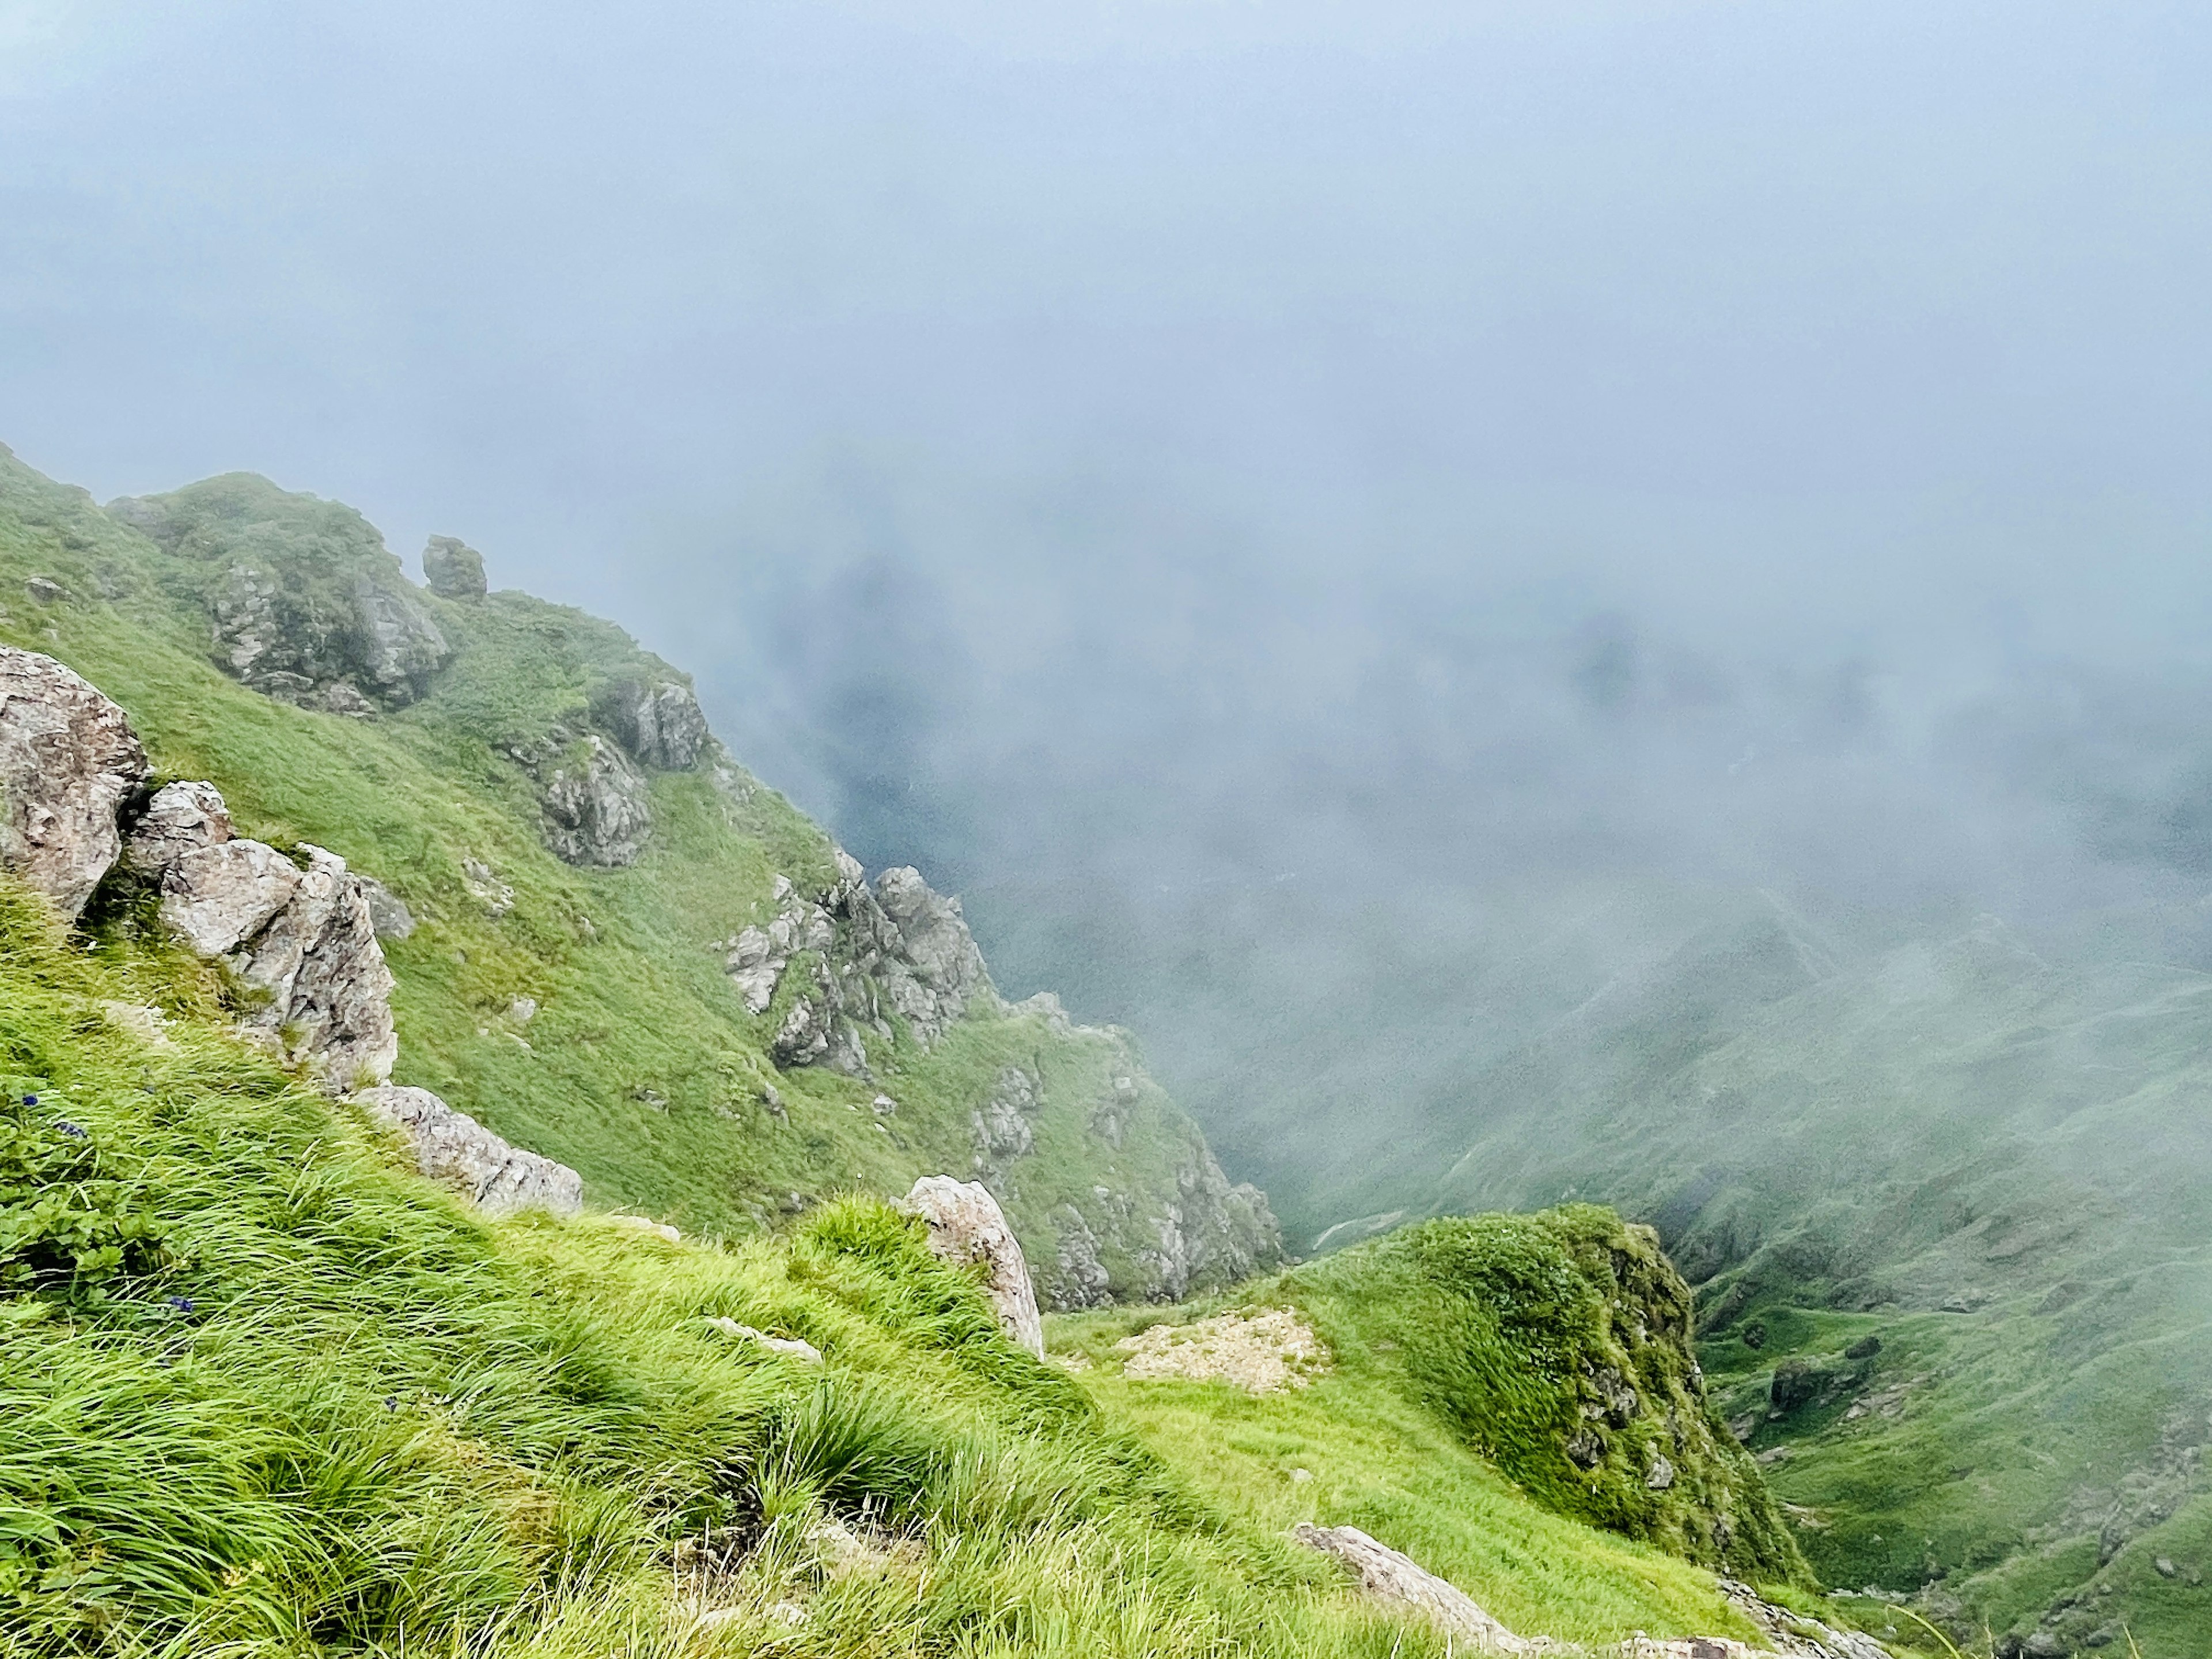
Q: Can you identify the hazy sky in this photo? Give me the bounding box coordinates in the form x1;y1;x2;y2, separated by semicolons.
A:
9;3;2212;1214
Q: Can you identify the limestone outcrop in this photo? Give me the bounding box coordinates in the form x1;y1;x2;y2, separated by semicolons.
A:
354;1084;583;1217
108;480;452;709
902;1175;1046;1357
725;853;995;1074
421;535;488;599
127;786;398;1093
538;735;653;867
0;645;149;919
592;675;710;771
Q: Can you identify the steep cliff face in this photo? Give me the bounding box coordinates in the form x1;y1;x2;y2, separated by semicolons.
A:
0;445;1283;1304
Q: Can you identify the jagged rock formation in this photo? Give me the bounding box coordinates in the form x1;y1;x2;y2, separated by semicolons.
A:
1291;1523;1539;1653
354;1084;583;1217
725;853;997;1074
108;478;452;709
421;535;487;599
591;674;710;771
126;780;398;1093
534;734;653;867
902;1175;1046;1356
0;644;149;919
971;1065;1038;1174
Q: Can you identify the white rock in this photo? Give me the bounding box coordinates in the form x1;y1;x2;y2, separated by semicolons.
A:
354;1084;584;1217
0;645;150;919
609;1213;681;1243
1291;1524;1540;1653
229;846;397;1093
704;1316;823;1362
901;1175;1045;1356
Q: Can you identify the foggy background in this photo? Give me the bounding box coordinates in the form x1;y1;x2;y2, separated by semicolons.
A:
8;0;2212;1233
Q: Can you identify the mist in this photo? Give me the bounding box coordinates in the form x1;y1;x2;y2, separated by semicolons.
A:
8;0;2212;1232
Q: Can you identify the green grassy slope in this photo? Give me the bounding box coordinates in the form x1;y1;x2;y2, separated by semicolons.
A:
0;873;1831;1656
1318;889;2212;1654
0;447;1263;1307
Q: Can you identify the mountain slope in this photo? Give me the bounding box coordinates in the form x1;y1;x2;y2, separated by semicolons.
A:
0;448;1278;1308
1338;891;2212;1653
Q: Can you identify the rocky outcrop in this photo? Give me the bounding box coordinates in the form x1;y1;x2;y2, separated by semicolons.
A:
0;645;149;919
539;736;653;867
123;778;397;1092
354;1084;582;1217
724;853;996;1073
902;1176;1045;1357
592;675;710;771
1291;1524;1539;1653
421;536;487;599
971;1065;1038;1173
107;480;452;710
1043;1130;1283;1308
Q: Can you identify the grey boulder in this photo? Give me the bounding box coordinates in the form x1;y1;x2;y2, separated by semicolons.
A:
902;1175;1046;1357
421;535;488;599
593;675;711;771
355;1084;582;1217
122;780;233;876
0;645;150;919
159;838;302;956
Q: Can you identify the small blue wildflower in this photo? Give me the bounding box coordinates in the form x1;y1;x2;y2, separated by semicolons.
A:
55;1120;87;1139
21;1094;36;1107
384;1396;400;1412
165;1296;194;1314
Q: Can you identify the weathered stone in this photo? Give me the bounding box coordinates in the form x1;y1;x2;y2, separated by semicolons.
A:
1291;1523;1539;1653
349;572;449;704
461;857;514;918
24;577;67;605
593;675;711;770
705;1317;822;1362
356;876;415;940
540;736;652;866
971;1065;1037;1171
902;1175;1045;1357
122;780;233;876
354;1084;582;1217
160;839;302;955
421;535;488;599
230;845;397;1093
0;646;151;919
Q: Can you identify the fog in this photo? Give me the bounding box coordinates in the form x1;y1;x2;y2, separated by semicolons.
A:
7;0;2212;1228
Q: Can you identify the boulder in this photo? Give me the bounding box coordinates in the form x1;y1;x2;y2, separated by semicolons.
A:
902;1176;1046;1357
1290;1524;1539;1653
356;876;415;940
229;845;397;1093
354;1084;582;1217
349;572;449;704
0;645;150;919
592;675;711;771
540;736;652;867
122;780;232;876
159;838;302;955
421;535;488;599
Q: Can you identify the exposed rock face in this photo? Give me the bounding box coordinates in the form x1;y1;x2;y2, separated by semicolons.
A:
1291;1524;1539;1653
421;535;488;599
133;790;398;1093
350;573;450;702
356;876;415;940
354;1084;582;1217
539;736;653;867
902;1175;1046;1357
107;480;452;709
726;853;997;1074
592;675;710;771
971;1065;1038;1172
120;781;232;876
0;646;150;919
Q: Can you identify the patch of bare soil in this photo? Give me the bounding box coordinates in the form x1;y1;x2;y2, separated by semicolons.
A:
1113;1307;1330;1392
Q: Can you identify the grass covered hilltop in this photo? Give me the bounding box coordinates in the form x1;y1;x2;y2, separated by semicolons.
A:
0;443;1889;1656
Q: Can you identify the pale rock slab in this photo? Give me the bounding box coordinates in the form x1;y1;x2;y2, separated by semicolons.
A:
540;735;652;866
160;839;302;956
1291;1524;1540;1653
0;645;150;919
354;1084;584;1217
902;1175;1046;1357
